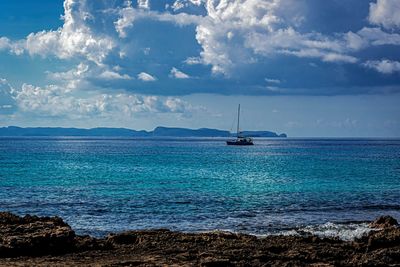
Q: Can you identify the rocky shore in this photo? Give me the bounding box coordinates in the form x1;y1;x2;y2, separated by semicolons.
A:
0;212;399;266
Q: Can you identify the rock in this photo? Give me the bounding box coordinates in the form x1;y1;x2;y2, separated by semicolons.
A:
370;215;399;229
0;212;76;257
107;232;138;245
75;235;111;251
367;228;400;250
0;212;400;266
0;212;20;224
201;258;232;267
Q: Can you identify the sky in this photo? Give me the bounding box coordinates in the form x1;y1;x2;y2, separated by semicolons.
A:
0;0;399;137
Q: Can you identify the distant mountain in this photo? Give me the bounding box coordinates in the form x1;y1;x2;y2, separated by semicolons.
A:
0;126;147;137
241;131;287;138
0;126;287;138
152;127;229;137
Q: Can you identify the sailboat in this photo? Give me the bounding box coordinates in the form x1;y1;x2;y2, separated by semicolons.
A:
226;104;254;146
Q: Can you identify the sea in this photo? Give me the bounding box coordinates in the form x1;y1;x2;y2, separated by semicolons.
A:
1;137;399;240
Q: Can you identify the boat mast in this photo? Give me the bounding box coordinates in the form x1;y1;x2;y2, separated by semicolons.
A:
237;104;240;137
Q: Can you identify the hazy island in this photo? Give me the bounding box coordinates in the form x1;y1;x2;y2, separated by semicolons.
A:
0;126;287;138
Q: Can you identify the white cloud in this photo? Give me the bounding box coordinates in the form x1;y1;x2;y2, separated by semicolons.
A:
137;72;157;81
344;31;368;50
0;79;17;114
193;0;283;74
99;70;133;80
4;79;198;119
1;0;400;98
363;59;400;74
369;0;400;29
137;0;150;10
265;78;281;84
13;82;195;119
115;1;136;38
190;0;361;74
21;0;114;64
47;63;89;80
164;97;191;113
46;63;90;90
0;37;24;55
281;49;358;63
47;63;133;93
97;0;400;74
171;0;202;11
15;84;82;117
2;0;380;80
170;67;190;79
246;28;358;64
143;47;151;55
0;37;10;51
115;1;202;39
184;57;202;65
355;27;400;46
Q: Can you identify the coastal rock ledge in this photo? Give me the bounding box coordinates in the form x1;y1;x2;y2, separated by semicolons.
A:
0;212;399;266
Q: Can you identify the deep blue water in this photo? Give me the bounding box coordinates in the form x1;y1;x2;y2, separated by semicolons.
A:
0;137;399;237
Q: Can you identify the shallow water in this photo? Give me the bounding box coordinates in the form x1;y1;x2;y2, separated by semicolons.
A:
0;137;399;238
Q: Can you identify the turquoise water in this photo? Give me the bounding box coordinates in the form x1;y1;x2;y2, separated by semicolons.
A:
0;137;399;237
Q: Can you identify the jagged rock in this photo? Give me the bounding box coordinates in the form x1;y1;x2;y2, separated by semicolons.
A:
107;231;139;245
0;212;76;257
370;215;398;229
367;227;400;250
0;213;399;266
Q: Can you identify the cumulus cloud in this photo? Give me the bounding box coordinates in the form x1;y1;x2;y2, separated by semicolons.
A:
0;37;25;55
45;63;92;91
354;27;400;46
0;37;10;51
114;0;201;39
172;1;400;75
170;0;202;12
247;27;359;64
114;0;346;75
3;0;395;79
22;0;114;64
98;70;133;80
12;82;195;119
0;79;17;115
363;59;400;74
47;63;133;93
137;72;157;82
170;67;190;79
187;0;365;74
115;1;136;38
193;0;285;74
369;0;400;29
1;0;400;97
137;0;150;10
184;57;202;65
15;83;103;117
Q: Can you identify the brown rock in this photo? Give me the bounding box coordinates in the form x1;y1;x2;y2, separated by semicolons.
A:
0;212;75;257
370;215;399;229
0;212;399;266
367;227;400;250
201;257;232;267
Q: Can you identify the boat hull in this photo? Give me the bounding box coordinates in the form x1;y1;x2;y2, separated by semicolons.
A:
226;140;254;146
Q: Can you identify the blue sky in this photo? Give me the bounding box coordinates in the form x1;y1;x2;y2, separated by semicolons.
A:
0;0;399;137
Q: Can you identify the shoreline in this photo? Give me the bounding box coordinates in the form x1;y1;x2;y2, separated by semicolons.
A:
0;212;399;266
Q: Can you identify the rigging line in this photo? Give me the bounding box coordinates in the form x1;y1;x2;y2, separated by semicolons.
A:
229;116;236;136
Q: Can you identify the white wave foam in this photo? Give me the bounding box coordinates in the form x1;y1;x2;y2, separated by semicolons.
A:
277;222;376;241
